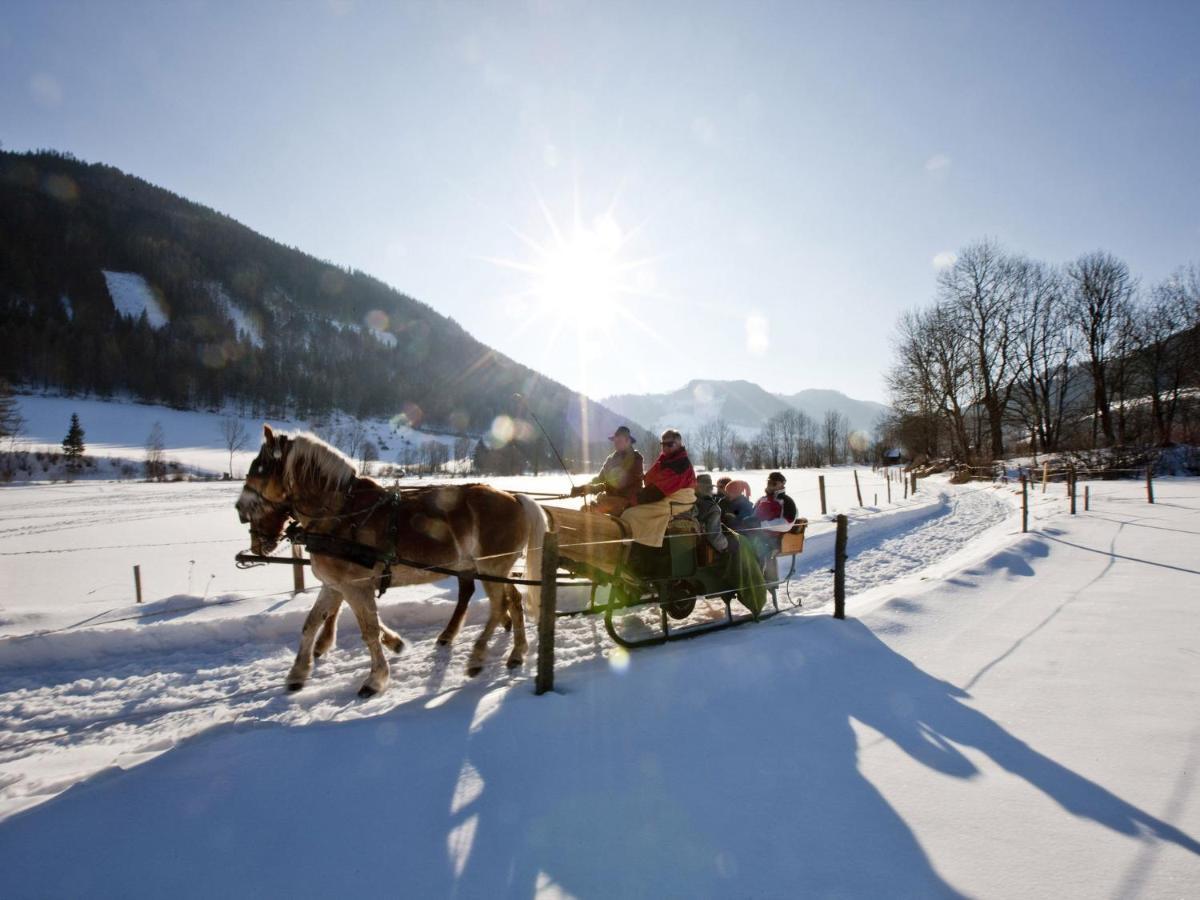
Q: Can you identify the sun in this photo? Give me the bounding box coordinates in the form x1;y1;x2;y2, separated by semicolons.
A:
485;198;660;342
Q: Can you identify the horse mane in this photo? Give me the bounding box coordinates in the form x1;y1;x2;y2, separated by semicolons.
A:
284;432;358;494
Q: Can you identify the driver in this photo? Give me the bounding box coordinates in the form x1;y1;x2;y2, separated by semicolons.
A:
571;425;644;515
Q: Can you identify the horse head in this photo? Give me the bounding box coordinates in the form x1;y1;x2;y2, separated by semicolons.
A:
236;424;294;555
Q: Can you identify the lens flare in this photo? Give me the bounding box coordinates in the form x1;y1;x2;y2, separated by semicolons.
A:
608;646;630;673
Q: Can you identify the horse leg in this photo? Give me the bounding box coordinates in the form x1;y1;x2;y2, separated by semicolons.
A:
343;587;391;698
313;597;343;659
504;583;527;669
466;581;507;677
378;613;405;655
437;576;475;646
287;586;341;691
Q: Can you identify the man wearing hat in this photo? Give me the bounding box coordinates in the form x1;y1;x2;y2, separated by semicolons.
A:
571;425;644;515
693;473;729;554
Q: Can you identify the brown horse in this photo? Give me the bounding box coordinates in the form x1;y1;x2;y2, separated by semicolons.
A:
236;425;546;697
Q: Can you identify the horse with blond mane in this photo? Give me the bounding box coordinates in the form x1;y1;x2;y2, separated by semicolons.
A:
236;425;546;697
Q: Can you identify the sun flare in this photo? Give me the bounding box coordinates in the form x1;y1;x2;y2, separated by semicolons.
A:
486;200;660;344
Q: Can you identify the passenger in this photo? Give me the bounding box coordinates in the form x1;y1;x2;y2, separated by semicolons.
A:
571;425;643;515
722;479;755;530
715;476;732;517
753;471;798;535
751;471;799;581
692;473;729;554
620;428;697;547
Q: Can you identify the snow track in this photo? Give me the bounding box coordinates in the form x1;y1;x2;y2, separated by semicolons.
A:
0;478;1014;820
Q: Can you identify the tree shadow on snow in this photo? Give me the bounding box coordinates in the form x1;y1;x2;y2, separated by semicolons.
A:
2;619;1197;899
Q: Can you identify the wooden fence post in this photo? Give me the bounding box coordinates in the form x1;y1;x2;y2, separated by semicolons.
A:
886;472;891;504
1084;485;1090;511
1146;466;1155;505
911;471;918;495
1021;475;1028;533
535;530;560;696
818;475;827;515
292;544;306;593
853;470;863;506
903;474;908;499
834;514;848;620
1069;467;1077;516
133;565;143;604
1042;461;1049;494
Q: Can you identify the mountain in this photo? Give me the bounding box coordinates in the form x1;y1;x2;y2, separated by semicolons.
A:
774;389;890;435
0;149;636;468
602;379;889;438
602;380;793;438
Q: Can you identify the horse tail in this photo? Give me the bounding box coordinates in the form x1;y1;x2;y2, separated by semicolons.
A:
515;493;547;623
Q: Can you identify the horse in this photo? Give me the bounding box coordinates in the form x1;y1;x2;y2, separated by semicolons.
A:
235;425;546;697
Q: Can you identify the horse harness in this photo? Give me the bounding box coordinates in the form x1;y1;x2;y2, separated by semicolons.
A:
285;483;407;597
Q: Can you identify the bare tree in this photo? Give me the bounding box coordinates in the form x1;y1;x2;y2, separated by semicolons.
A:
1011;262;1077;457
890;305;976;460
359;439;379;475
341;420;368;462
219;416;249;479
823;409;848;465
1065;251;1136;446
1133;275;1196;445
938;240;1022;458
695;419;719;470
145;422;166;481
454;435;473;472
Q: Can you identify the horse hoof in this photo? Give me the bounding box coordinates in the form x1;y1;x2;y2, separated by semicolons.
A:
504;622;513;633
287;682;304;692
467;665;483;677
436;637;450;647
507;657;523;669
357;685;378;699
390;640;405;655
312;651;323;660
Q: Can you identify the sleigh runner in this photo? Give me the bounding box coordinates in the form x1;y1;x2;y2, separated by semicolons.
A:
541;505;808;648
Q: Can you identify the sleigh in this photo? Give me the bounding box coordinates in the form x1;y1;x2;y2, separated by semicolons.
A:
542;505;807;648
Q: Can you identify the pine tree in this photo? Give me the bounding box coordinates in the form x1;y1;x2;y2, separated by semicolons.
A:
62;412;86;468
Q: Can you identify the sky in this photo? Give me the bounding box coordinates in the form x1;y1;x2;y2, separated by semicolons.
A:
3;1;1199;405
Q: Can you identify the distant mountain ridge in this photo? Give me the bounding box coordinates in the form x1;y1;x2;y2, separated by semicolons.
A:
602;380;888;437
0;149;636;465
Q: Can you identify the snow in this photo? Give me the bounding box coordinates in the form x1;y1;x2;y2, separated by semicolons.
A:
206;282;264;347
102;271;168;329
1;401;1197;894
6;392;462;480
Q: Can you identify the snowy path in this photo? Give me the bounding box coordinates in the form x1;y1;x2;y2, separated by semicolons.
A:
0;479;1013;822
1;479;1196;898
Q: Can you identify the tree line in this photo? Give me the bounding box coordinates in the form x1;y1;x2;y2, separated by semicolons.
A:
885;240;1200;462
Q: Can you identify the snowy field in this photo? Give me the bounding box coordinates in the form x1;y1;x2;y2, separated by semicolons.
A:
5;391;463;480
1;434;1198;894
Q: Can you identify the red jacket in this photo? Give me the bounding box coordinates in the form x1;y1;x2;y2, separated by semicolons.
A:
636;446;696;504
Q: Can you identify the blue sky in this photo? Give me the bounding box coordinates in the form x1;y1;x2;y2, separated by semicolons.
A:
3;1;1198;403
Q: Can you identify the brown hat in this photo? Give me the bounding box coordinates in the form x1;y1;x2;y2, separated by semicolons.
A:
609;425;635;443
767;471;786;484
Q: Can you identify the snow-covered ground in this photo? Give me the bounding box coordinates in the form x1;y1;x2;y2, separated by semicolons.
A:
5;392;464;480
1;408;1197;895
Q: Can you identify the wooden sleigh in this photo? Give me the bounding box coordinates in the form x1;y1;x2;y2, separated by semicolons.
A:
541;504;808;648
